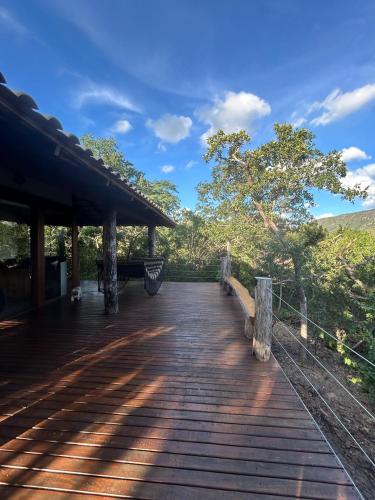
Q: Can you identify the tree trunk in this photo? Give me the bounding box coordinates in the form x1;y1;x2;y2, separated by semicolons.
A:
292;254;308;359
103;209;118;315
148;226;156;257
277;282;282;313
299;286;308;358
246;195;309;358
57;228;66;258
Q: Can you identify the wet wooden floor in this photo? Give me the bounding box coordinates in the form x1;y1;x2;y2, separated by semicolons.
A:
0;282;358;499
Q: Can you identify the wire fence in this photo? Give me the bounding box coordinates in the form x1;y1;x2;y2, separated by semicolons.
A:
271;288;375;474
272;311;375;421
165;262;222;282
272;290;375;368
272;332;375;469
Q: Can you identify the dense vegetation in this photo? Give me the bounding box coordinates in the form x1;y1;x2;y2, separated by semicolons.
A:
1;125;374;398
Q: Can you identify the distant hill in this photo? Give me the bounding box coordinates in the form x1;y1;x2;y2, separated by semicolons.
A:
318;209;375;234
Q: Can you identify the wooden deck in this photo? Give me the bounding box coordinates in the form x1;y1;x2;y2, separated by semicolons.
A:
0;282;358;499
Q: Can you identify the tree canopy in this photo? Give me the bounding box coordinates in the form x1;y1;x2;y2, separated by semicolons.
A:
199;124;366;231
199;124;367;343
81;134;180;217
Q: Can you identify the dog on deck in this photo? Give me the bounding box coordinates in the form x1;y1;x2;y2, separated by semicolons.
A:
71;286;82;303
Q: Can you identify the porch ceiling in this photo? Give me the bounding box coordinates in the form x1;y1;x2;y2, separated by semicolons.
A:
0;72;175;228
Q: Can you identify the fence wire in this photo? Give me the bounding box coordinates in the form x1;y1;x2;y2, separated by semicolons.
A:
272;290;375;369
272;332;375;469
272;312;375;422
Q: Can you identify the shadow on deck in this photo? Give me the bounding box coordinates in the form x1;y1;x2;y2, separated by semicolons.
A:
0;282;359;499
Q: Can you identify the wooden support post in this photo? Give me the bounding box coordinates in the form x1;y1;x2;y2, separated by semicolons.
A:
148;225;156;257
244;317;254;340
71;219;80;289
253;277;272;362
103;209;118;314
30;208;45;308
221;255;231;283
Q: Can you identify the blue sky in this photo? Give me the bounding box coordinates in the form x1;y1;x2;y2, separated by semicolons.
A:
1;0;375;216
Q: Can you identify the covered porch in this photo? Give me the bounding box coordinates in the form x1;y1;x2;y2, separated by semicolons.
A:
0;71;174;317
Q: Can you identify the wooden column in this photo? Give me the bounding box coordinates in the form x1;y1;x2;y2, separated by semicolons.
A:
30;208;45;308
103;209;118;314
148;225;156;257
71;219;80;289
253;277;272;362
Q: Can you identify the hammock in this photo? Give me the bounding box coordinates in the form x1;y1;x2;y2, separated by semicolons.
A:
96;257;165;296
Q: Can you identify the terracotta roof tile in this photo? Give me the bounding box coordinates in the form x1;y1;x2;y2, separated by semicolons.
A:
0;72;175;227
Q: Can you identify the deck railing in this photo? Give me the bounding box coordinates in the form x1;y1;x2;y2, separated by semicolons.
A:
221;250;374;492
165;261;221;282
220;251;272;362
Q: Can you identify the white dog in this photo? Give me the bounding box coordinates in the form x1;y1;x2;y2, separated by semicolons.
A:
71;286;82;303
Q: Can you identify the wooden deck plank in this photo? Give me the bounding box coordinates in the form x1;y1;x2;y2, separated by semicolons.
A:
0;409;323;439
0;420;329;453
0;440;352;485
0;401;319;429
0;381;299;400
0;450;357;499
0;282;359;499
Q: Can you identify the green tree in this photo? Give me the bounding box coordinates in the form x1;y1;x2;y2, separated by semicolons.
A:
78;135;180;276
81;134;143;184
199;124;366;342
308;228;375;397
142;179;180;217
81;134;179;217
0;222;29;260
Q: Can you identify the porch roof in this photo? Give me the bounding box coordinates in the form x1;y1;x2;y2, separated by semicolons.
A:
0;72;175;228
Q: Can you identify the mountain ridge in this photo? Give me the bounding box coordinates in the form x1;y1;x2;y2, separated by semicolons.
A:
317;208;375;234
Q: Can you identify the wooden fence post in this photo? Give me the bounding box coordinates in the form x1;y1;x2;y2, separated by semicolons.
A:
220;257;225;285
220;249;230;285
221;254;232;294
253;277;272;361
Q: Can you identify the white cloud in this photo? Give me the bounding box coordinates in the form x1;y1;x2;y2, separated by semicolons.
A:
308;84;375;126
196;91;271;143
341;146;371;163
0;7;27;36
146;114;192;144
157;142;167;152
161;164;175;173
342;163;375;207
185;160;197;169
316;213;334;219
110;119;132;134
74;82;140;112
292;116;307;128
